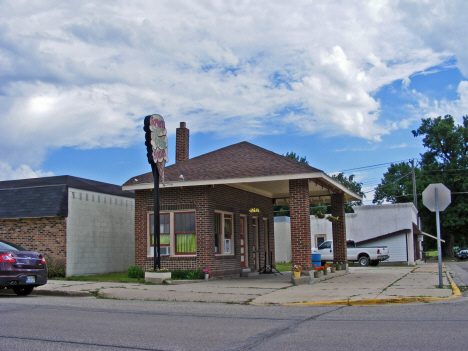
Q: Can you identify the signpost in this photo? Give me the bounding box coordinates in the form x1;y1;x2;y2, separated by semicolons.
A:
422;183;451;288
143;114;168;270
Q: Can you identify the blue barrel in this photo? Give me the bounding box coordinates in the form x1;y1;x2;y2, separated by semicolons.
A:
312;254;321;269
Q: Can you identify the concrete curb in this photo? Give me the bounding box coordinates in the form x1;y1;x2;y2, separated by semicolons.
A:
32;290;93;297
251;269;463;306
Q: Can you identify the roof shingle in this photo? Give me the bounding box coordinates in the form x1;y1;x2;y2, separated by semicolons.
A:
124;141;322;186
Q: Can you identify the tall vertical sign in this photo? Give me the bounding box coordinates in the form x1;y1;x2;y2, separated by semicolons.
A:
144;114;168;270
422;183;451;288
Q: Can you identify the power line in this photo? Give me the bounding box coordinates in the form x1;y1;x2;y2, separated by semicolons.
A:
335;159;411;173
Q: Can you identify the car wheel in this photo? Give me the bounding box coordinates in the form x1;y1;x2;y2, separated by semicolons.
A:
13;286;34;296
358;256;370;267
369;260;379;266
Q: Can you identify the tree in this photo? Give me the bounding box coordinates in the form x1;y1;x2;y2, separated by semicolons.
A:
374;115;468;257
373;162;417;205
412;115;468;257
284;152;308;164
331;173;365;212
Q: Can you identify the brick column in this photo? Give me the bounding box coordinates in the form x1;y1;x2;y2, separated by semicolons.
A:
289;179;312;271
176;122;189;163
331;193;347;264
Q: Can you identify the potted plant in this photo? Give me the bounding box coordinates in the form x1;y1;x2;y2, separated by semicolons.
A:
335;262;342;271
313;265;322;278
330;265;336;273
326;215;339;222
293;265;302;278
203;269;210;280
323;263;330;276
314;211;326;219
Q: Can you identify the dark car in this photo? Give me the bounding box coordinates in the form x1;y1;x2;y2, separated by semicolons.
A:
458;249;468;260
0;240;47;296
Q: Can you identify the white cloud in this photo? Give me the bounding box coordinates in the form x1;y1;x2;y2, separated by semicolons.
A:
390;143;408;149
398;0;468;76
413;81;468;122
0;161;54;181
0;0;465;172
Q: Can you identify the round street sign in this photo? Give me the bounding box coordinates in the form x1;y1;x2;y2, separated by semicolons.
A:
422;183;451;212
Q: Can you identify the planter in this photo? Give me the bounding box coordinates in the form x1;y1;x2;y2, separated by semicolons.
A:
335;264;342;271
314;271;321;278
145;272;171;283
323;270;328;276
294;271;301;278
204;274;210;280
330;267;336;273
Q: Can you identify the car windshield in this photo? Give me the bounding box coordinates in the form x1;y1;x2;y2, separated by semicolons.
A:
0;240;25;251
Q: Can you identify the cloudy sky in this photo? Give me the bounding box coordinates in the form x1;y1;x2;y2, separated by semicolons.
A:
1;0;468;203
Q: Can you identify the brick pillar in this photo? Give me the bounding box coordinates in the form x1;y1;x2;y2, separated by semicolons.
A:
176;122;189;163
289;179;312;271
331;193;347;264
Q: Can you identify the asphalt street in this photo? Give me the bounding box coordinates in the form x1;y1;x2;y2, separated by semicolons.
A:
0;261;467;350
446;261;468;290
0;293;468;350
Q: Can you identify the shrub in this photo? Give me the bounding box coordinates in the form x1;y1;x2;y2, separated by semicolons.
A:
171;269;204;280
45;257;66;278
127;265;144;278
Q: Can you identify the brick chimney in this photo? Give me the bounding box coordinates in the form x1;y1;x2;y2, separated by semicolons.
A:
176;122;189;163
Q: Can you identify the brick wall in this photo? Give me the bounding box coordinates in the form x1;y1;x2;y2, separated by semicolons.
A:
134;184;274;277
331;193;347;264
289;179;312;271
0;217;67;262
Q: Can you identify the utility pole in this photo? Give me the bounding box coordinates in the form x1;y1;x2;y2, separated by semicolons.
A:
410;159;417;209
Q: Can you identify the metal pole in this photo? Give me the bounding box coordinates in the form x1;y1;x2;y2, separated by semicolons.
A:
153;165;161;270
435;188;443;288
411;159;417;209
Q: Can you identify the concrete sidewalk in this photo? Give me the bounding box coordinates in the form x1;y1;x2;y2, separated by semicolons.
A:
32;263;461;305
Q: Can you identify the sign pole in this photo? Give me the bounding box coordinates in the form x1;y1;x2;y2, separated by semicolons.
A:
435;187;443;288
153;165;160;270
144;114;167;272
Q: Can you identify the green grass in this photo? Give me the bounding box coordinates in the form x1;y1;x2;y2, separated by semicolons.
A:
425;250;438;259
275;262;292;272
57;272;142;283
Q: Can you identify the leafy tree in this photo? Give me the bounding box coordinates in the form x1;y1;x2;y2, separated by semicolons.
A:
374;115;468;257
412;115;468;257
284;152;308;164
373;162;418;205
331;173;365;212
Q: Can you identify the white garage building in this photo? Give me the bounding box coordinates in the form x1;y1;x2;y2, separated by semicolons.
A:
275;203;434;265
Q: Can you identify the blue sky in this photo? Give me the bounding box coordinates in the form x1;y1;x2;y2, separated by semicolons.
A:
1;1;468;204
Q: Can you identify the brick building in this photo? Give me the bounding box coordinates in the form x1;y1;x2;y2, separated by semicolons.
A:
123;122;361;277
0;176;135;276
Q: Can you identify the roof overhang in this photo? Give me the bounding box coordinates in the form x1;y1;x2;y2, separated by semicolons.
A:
421;231;446;243
122;171;362;203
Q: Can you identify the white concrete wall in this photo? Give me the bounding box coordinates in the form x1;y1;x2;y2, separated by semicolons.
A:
66;188;135;276
274;203;418;264
274;217;291;263
349;203;416;243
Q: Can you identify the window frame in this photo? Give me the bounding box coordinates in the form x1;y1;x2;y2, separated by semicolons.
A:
147;211;196;258
214;210;234;256
314;234;327;248
174;211;197;255
149;213;170;249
